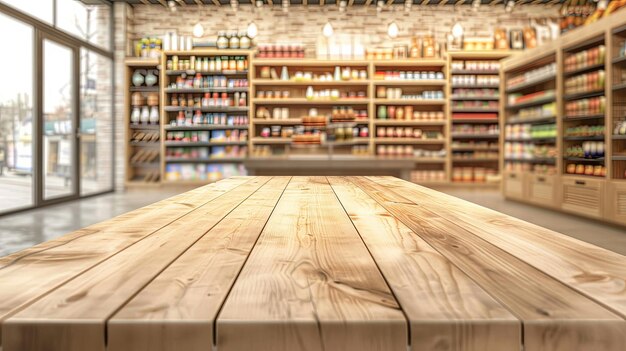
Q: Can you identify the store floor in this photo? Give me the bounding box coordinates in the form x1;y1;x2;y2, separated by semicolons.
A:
0;184;625;257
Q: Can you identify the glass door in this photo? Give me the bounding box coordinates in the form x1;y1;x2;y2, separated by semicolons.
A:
0;12;35;214
41;35;79;202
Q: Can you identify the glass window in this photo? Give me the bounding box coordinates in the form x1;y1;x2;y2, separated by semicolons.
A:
56;0;111;50
0;12;34;213
80;48;113;195
43;39;75;200
0;0;53;24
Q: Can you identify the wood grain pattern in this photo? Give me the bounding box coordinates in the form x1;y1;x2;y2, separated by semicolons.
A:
352;176;626;351
216;176;407;351
368;176;626;318
1;176;625;351
107;176;291;351
327;177;520;351
0;177;252;345
2;177;272;351
0;177;250;270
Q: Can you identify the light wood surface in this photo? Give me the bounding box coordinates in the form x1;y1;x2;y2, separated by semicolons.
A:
216;176;407;351
0;177;251;345
1;176;625;351
3;177;271;351
326;177;520;351
108;176;291;351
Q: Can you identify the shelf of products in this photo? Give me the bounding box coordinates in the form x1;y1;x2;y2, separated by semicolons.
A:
612;25;626;180
506;90;556;109
126;60;162;185
500;17;626;221
250;59;373;160
564;96;606;118
373;70;445;82
564;45;606;75
506;63;557;93
451;167;498;183
162;51;252;183
373;60;448;178
503;50;558;187
448;52;509;183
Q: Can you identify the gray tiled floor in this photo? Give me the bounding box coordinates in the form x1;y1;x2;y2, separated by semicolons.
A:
0;185;625;257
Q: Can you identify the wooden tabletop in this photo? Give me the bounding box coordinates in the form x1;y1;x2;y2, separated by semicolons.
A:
0;176;625;351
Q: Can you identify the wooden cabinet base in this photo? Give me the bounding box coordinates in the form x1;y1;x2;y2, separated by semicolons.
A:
561;176;605;219
504;176;626;228
527;174;558;207
606;181;626;225
503;171;526;200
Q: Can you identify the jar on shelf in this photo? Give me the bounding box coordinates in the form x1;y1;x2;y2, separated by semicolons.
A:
240;32;251;49
229;31;240;49
131;92;144;106
217;31;228;49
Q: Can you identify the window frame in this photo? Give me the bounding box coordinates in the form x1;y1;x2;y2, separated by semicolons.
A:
0;0;115;216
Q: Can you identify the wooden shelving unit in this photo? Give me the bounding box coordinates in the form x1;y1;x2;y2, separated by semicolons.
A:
372;59;448;183
502;48;558;205
250;59;372;160
500;9;626;227
160;49;252;183
447;51;510;184
125;58;162;187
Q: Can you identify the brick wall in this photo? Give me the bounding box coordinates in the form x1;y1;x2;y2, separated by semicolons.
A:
114;4;560;189
128;4;559;56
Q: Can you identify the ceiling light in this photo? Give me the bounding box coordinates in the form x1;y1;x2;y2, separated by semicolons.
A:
247;21;258;39
168;0;177;12
452;22;464;38
472;0;480;11
323;21;334;38
339;0;347;12
505;0;515;12
256;0;263;7
597;0;608;9
193;23;204;38
388;21;399;39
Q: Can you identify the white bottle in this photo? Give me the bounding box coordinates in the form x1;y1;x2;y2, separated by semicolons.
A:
131;107;140;124
149;106;160;124
306;86;314;101
140;106;150;124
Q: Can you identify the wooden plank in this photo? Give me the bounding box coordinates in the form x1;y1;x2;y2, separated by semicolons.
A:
0;177;253;345
107;176;291;351
326;177;520;351
351;176;626;351
2;177;272;351
0;177;247;270
369;176;626;319
216;176;407;351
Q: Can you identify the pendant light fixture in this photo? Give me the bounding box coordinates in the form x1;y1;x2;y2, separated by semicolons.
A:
323;21;334;38
472;0;480;12
168;0;177;12
505;0;515;13
452;22;464;38
387;21;399;39
247;21;258;39
193;23;204;38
